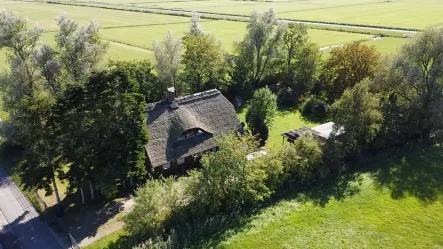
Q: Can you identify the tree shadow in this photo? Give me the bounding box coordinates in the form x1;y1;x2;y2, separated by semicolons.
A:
58;196;126;246
291;173;364;207
371;145;443;204
2;210;61;249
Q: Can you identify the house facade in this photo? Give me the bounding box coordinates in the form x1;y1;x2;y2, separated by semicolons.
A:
145;88;243;176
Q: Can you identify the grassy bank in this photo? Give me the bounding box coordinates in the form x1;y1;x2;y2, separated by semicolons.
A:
215;145;443;249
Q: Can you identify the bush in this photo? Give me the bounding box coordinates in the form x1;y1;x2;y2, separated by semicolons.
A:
277;87;300;106
301;97;327;118
125;178;187;238
280;133;326;184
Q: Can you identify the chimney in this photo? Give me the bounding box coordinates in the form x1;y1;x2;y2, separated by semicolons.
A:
166;87;176;102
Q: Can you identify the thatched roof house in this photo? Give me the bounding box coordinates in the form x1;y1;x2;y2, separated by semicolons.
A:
145;88;243;175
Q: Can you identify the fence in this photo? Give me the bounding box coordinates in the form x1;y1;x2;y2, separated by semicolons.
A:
33;191;81;249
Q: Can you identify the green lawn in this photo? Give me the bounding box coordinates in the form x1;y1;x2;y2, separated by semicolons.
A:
215;145;443;249
82;229;128;249
362;37;408;55
237;106;320;151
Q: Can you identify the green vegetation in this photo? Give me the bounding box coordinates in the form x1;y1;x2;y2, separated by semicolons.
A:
237;106;319;151
82;230;128;249
61;0;443;30
0;0;410;70
217;146;443;249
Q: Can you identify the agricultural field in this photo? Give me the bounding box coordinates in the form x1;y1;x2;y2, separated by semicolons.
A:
61;0;443;30
0;0;416;72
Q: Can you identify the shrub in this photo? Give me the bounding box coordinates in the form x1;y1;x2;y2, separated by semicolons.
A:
125;178;187;238
280;133;325;184
277;87;299;106
302;97;327;118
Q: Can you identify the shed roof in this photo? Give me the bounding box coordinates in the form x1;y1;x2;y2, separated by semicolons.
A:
145;89;242;168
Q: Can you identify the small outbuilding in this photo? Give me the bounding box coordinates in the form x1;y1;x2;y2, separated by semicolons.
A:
145;88;243;176
282;122;344;143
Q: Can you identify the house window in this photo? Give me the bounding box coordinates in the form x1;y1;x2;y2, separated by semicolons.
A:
177;158;185;165
163;162;171;170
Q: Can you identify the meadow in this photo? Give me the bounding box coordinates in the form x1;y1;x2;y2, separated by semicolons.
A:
0;0;412;71
60;0;443;30
211;145;443;249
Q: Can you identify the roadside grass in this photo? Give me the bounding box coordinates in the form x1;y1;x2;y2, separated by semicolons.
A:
236;105;320;151
214;145;443;249
82;229;129;249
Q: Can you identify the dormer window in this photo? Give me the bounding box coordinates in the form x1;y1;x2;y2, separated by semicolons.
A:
179;128;207;139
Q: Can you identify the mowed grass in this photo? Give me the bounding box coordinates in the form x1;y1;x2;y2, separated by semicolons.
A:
362;37;408;55
82;228;128;249
216;145;443;249
236;106;319;151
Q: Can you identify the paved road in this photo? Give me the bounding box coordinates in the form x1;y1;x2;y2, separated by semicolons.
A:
0;166;61;249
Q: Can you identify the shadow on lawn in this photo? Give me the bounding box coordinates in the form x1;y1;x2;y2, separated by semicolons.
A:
371;145;443;204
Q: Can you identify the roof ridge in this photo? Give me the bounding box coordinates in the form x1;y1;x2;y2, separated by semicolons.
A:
176;89;220;104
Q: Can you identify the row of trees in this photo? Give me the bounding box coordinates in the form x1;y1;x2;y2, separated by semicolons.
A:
0;10;152;208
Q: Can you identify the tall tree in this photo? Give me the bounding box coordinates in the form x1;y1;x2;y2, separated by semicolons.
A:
153;31;183;93
109;60;161;103
56;71;149;199
322;42;380;103
183;33;227;93
0;8;43;98
379;27;443;141
235;9;286;88
55;13;107;83
278;23;320;98
330;79;384;153
246;87;277;145
188;12;203;36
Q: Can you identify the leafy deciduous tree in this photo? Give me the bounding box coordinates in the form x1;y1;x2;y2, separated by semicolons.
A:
153;31;183;93
322;42;380;103
330;79;384;152
246;87;277;144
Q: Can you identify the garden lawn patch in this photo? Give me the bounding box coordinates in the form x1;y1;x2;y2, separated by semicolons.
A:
215;145;443;249
237;106;319;151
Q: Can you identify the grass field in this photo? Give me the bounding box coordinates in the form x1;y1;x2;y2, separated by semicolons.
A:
214;145;443;249
0;0;404;72
236;106;320;151
64;0;443;30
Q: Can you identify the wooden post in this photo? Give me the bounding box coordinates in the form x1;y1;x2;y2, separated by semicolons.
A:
129;176;134;186
89;181;95;201
80;187;85;204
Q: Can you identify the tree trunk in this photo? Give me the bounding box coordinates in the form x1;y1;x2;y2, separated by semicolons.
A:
80;187;86;204
122;179;126;188
52;177;61;206
89;181;95;201
129;176;134;186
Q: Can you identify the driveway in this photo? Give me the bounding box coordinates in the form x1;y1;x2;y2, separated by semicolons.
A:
0;166;61;249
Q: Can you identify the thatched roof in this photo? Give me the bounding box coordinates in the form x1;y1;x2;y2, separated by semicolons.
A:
145;89;242;168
